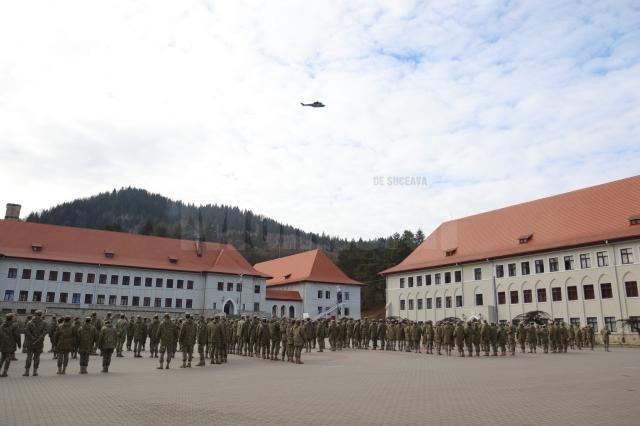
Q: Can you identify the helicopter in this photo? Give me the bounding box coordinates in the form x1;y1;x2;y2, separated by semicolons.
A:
300;101;325;108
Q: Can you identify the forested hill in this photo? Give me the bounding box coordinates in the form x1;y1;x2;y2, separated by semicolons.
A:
26;187;425;309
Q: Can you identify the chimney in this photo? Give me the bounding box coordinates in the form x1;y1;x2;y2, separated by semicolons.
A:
5;203;21;220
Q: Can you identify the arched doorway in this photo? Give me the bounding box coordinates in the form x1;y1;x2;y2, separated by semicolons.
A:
223;300;235;315
280;305;285;317
288;305;295;318
272;305;278;317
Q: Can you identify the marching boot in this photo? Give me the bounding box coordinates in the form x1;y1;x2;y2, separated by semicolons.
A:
165;361;170;370
56;366;62;375
157;356;164;369
22;368;29;377
0;368;7;377
187;361;192;368
62;366;66;375
32;369;38;376
180;360;186;368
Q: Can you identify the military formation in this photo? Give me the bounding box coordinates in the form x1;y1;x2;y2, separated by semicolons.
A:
0;311;615;377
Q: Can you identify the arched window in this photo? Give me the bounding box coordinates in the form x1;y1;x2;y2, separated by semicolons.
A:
289;305;295;318
272;305;278;317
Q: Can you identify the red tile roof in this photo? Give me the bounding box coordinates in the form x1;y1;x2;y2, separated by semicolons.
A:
265;289;302;301
0;220;270;278
381;175;640;275
254;249;363;287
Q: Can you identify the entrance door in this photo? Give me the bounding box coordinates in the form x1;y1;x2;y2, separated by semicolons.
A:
224;300;234;315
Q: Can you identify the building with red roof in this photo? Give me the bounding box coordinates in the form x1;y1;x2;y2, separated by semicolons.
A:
383;176;640;330
255;249;364;319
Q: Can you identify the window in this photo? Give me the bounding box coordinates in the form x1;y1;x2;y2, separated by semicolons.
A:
120;296;128;306
426;298;432;309
583;284;595;300
154;298;161;308
216;282;223;291
325;291;330;299
186;299;192;309
475;293;483;306
400;300;406;310
46;292;56;303
7;268;17;278
165;298;172;308
317;290;323;299
417;299;423;309
523;289;532;303
187;280;194;290
621;248;634;264
108;295;116;305
552;287;562;302
143;297;151;307
570;318;580;327
474;268;482;280
19;290;28;301
408;299;414;310
317;306;323;314
4;290;14;301
444;272;451;284
22;269;32;279
227;282;233;291
62;272;70;282
48;270;58;281
537;288;547;302
455;295;463;307
521;262;530;275
155;278;162;288
345;292;350;300
74;272;83;283
625;281;638;297
72;293;81;304
108;275;117;285
586;317;598;330
435;273;441;285
84;294;92;304
175;298;182;308
445;296;452;308
166;278;173;288
605;317;617;332
59;292;68;303
36;270;45;280
408;277;413;287
435;297;442;309
495;265;504;278
254;285;261;294
32;291;42;302
567;286;578;301
251;302;259;312
510;291;519;304
87;273;95;284
580;254;591;269
497;291;506;305
99;274;107;284
597;251;609;267
508;264;516;277
564;256;574;271
236;283;242;292
416;276;422;286
344;307;350;316
454;271;462;282
534;260;544;274
425;275;432;286
178;280;185;289
549;257;559;272
399;278;405;288
144;277;152;287
132;296;140;306
600;283;613;299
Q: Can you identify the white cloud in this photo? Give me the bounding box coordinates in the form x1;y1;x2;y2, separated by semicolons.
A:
1;0;639;240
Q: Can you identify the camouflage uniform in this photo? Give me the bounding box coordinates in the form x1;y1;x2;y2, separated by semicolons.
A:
23;311;47;376
77;317;97;374
0;314;22;377
156;315;178;369
97;321;117;373
148;316;160;358
179;315;196;367
115;315;128;357
55;317;78;374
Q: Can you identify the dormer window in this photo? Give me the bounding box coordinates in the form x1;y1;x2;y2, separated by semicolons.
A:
444;248;457;257
104;250;115;259
518;234;533;244
630;215;640;226
168;256;178;264
31;243;43;252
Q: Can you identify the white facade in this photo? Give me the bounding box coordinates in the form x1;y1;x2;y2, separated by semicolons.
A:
386;239;640;332
0;258;267;316
264;300;304;319
270;282;362;319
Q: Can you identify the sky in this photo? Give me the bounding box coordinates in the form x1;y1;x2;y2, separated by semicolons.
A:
1;1;639;240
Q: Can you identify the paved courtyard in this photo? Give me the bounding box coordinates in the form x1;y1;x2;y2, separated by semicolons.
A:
1;346;639;426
